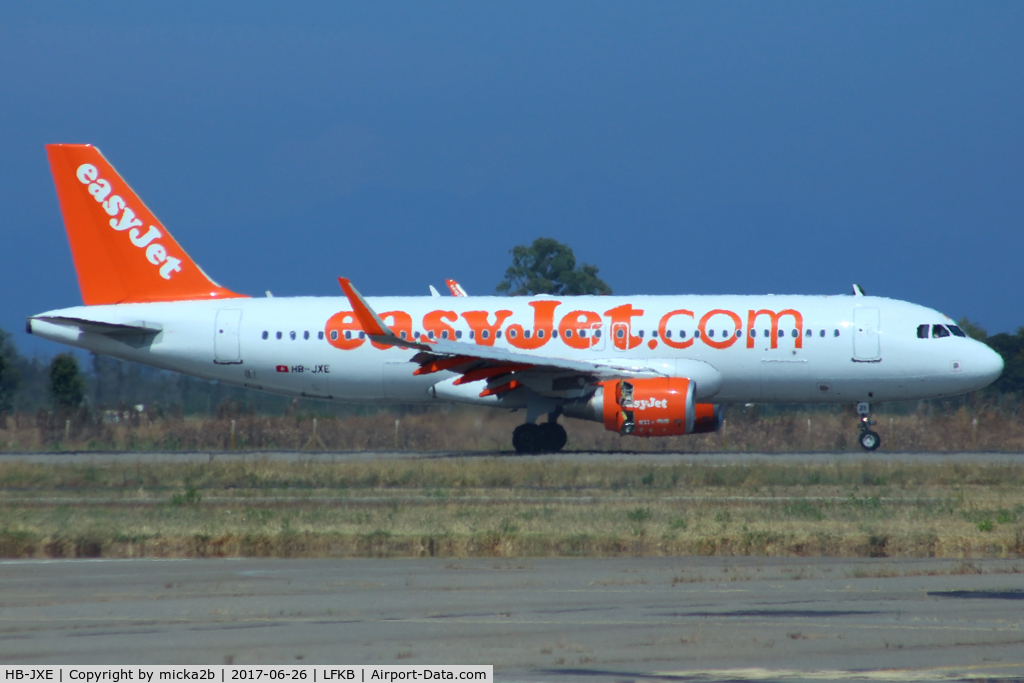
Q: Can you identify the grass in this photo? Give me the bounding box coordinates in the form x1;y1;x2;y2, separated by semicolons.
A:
5;403;1024;452
0;458;1022;559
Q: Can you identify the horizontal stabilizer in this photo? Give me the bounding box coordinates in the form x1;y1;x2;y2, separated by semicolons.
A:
32;315;162;337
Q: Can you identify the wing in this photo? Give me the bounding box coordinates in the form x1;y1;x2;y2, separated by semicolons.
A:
337;278;661;398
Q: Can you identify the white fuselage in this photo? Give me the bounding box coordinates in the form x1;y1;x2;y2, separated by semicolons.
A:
28;293;1003;410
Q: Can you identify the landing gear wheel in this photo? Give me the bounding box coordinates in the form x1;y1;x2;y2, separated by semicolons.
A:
512;423;542;454
859;430;881;451
537;423;568;453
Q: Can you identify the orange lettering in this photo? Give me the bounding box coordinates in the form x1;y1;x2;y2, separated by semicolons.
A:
746;309;803;349
370;310;414;349
507;301;560;350
325;311;365;350
698;309;742;349
462;310;513;346
657;309;695;349
604;303;644;350
423;310;458;342
558;310;603;350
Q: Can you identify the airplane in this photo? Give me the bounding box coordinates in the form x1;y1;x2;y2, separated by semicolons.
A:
28;144;1004;453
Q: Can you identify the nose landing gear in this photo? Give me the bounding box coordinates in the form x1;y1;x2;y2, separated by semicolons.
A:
512;413;568;454
857;402;881;451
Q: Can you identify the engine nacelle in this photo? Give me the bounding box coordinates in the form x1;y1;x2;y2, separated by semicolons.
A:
691;403;724;434
564;378;722;437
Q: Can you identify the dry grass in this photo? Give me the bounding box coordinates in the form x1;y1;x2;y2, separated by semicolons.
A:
0;458;1022;560
3;403;1024;452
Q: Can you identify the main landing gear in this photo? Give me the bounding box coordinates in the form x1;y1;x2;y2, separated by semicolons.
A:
857;402;881;451
512;415;568;454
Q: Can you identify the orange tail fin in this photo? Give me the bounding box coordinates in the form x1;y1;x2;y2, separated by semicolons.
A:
46;144;247;305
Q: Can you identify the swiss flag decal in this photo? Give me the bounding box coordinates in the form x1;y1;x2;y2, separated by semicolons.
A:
276;365;289;373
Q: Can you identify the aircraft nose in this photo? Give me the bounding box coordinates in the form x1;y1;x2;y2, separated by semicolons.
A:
971;343;1004;388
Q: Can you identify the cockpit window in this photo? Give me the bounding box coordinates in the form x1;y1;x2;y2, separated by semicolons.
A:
917;324;929;339
932;324;951;338
948;325;967;338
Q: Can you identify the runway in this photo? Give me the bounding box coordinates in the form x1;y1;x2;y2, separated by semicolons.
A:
2;557;1023;681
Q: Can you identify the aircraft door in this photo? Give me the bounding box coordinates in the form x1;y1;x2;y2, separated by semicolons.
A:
214;309;243;364
853;308;881;361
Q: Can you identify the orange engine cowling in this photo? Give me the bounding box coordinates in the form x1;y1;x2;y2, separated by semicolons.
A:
692;403;724;434
599;377;695;436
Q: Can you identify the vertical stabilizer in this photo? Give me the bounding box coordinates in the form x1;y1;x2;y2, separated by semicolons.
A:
46;144;247;305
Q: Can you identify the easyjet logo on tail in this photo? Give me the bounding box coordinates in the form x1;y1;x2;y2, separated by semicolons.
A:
75;163;182;280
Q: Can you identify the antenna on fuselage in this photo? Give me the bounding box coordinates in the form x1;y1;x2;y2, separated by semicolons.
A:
852;284;866;296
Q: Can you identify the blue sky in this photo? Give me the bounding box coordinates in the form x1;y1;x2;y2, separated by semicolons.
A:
2;2;1022;355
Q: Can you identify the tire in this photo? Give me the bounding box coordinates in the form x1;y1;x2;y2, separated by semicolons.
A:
512;423;542;454
859;430;881;451
537;423;568;453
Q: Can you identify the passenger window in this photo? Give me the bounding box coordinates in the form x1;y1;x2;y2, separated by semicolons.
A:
358;331;365;340
805;329;811;337
414;331;420;338
579;330;586;338
833;329;839;337
917;324;929;339
289;331;296;340
442;330;449;340
778;329;784;338
763;329;769;338
695;330;700;338
318;331;324;340
330;330;338;341
261;331;268;340
456;330;463;339
652;330;658;338
565;329;574;338
496;331;502;338
948;325;967;338
594;329;601;338
428;331;436;339
481;330;489;340
708;329;715;338
551;330;558;338
537;329;545;338
749;330;755;337
736;330;742;338
344;331;351;340
932;324;951;338
469;331;474;339
400;331;407;340
509;329;517;339
819;329;825;338
664;330;671;339
276;332;282;340
638;330;644;338
791;329;798;338
616;328;625;339
523;330;531;339
303;331;309;340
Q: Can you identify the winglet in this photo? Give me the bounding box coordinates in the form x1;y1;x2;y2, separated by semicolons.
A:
337;277;431;351
446;279;468;297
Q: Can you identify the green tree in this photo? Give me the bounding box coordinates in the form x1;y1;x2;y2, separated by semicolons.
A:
496;237;612;296
0;326;20;414
49;353;85;412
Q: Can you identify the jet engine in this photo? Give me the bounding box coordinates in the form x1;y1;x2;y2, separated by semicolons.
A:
564;378;722;436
